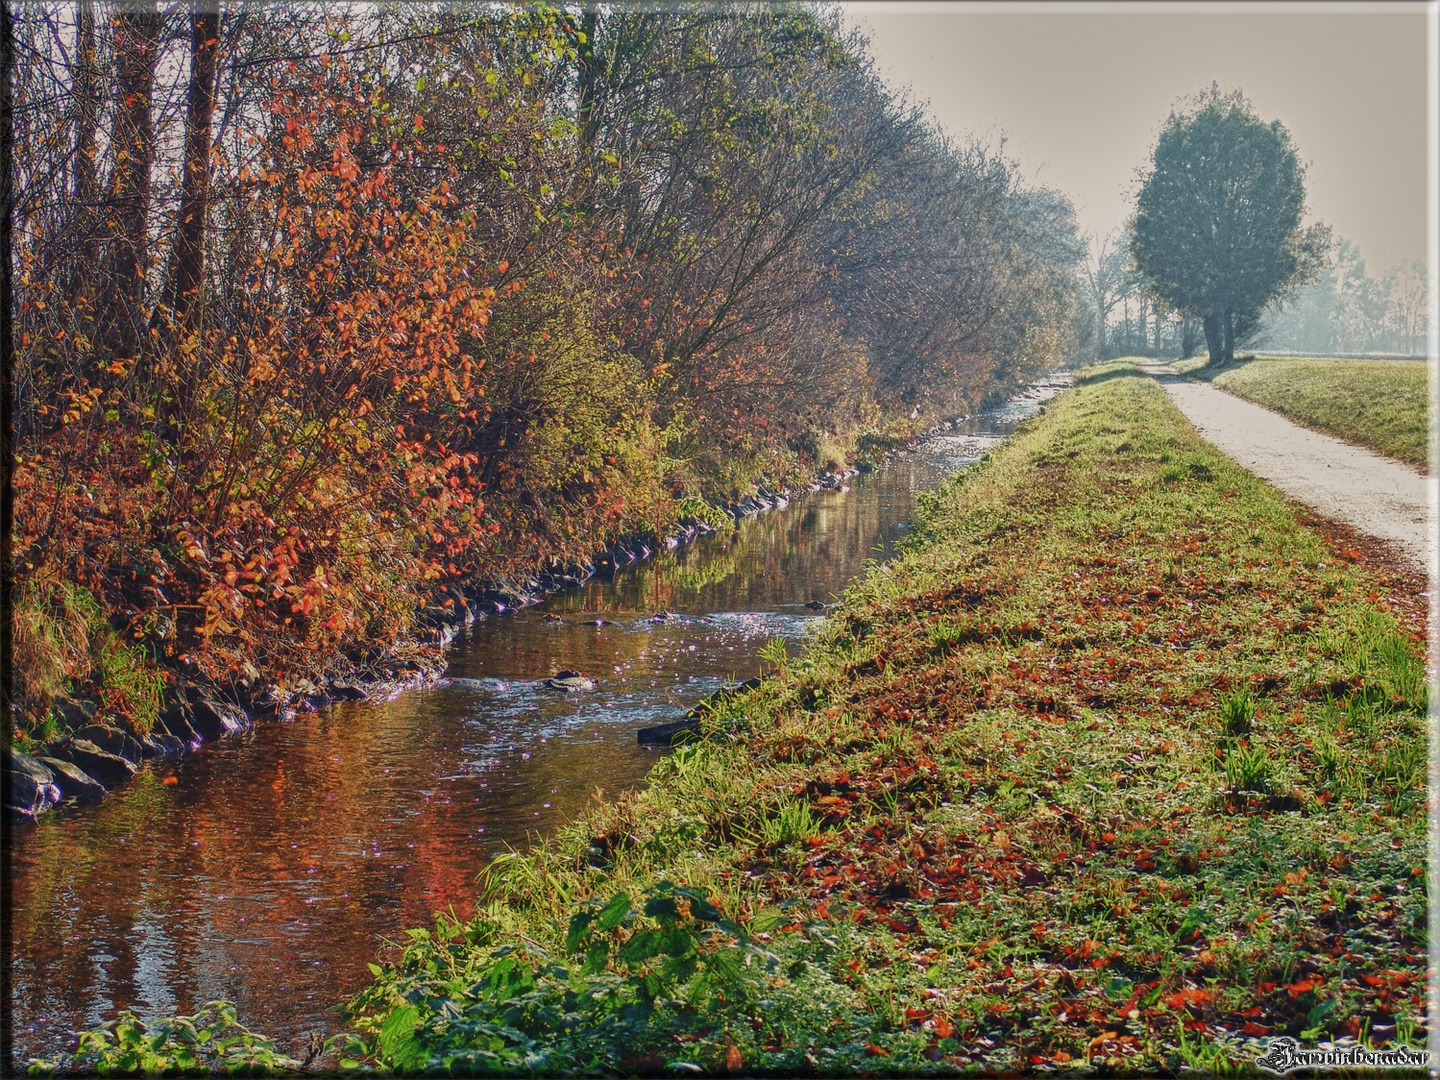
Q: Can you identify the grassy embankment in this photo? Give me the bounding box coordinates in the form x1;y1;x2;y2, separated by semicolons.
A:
1176;355;1430;471
50;363;1430;1075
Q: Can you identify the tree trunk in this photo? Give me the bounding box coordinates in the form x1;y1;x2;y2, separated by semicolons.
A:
68;0;102;305
1202;313;1222;366
1222;306;1235;364
98;1;162;364
164;4;221;338
575;8;603;151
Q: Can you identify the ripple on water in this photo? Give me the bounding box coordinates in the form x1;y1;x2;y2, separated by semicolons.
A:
451;675;733;772
705;611;821;639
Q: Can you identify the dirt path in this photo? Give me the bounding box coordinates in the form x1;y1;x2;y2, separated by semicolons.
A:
1143;363;1435;573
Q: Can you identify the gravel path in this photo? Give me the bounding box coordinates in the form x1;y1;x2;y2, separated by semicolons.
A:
1145;364;1435;573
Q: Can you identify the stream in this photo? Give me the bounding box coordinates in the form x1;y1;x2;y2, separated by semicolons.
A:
5;379;1065;1064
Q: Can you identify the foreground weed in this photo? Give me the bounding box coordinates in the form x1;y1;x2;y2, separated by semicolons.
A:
1219;687;1256;740
31;1001;302;1076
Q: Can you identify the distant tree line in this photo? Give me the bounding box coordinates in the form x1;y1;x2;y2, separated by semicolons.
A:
8;2;1085;714
1085;231;1429;361
1083;232;1202;360
1258;240;1429;357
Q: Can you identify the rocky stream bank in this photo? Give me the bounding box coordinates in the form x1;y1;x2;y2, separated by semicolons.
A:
2;468;874;824
3;399;1042;825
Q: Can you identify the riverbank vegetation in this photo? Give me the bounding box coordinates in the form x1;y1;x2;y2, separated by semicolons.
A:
1182;357;1430;472
8;3;1087;744
317;364;1426;1072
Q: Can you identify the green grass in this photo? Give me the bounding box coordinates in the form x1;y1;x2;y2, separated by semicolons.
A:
43;363;1430;1074
8;575;165;749
1188;355;1431;471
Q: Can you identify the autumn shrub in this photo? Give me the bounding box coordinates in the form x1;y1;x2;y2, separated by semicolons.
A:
460;266;675;564
12;41;603;702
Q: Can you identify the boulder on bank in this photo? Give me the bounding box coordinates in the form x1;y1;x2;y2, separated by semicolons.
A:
3;747;62;821
49;739;138;787
188;699;251;740
72;724;145;764
156;705;204;751
636;718;701;746
326;679;370;701
695;677;762;711
37;756;107;802
545;671;597;692
139;731;186;760
52;696;97;728
636;678;764;746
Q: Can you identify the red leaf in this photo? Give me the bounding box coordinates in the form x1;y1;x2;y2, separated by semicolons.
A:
1163;988;1213;1011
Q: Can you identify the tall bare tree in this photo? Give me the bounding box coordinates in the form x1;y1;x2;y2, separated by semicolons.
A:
69;0;103;303
98;0;162;363
163;2;221;339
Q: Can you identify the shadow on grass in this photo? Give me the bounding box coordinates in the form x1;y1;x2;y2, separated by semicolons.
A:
1080;356;1246;387
1073;362;1144;387
1177;358;1248;383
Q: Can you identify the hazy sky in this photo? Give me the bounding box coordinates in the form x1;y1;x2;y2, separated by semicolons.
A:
847;2;1433;274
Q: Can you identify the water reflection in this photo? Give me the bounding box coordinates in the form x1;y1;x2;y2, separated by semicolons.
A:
5;381;1062;1063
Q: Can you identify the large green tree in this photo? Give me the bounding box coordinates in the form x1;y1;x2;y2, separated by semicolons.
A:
1130;87;1327;365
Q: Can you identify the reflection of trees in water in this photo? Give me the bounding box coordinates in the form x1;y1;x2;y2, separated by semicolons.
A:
551;486;894;617
8;694;668;1061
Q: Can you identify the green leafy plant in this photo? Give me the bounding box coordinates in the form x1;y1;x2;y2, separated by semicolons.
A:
343;884;780;1074
29;1001;302;1077
927;615;979;655
1223;742;1278;796
734;798;821;848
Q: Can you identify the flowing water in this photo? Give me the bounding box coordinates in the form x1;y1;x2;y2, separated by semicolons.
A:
5;381;1065;1064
